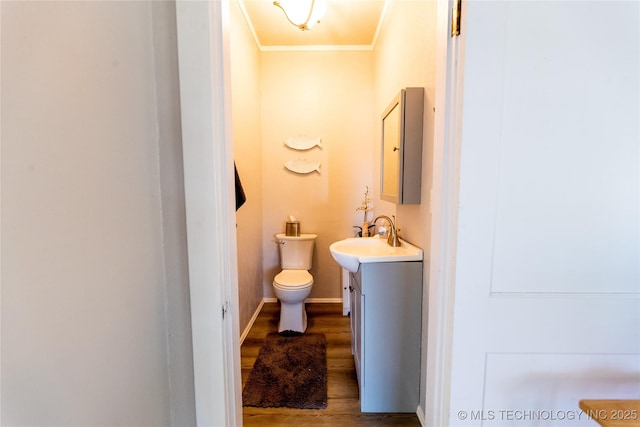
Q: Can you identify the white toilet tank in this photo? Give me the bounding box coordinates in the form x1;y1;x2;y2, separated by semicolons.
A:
276;233;317;270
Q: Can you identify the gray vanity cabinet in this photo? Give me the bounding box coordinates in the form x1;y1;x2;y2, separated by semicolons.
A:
349;261;423;413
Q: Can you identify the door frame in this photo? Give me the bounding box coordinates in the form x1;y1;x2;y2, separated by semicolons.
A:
174;0;467;425
175;0;242;425
422;0;464;425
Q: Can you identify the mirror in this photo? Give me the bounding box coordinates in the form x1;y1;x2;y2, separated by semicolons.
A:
381;94;401;202
380;88;424;205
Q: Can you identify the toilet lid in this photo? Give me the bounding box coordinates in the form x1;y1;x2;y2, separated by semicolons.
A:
274;270;313;288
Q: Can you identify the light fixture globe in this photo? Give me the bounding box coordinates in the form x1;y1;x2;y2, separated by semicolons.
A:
273;0;327;31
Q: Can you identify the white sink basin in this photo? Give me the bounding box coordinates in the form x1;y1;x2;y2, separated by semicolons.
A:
329;235;423;273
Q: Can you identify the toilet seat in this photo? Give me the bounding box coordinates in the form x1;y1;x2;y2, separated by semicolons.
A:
273;270;313;289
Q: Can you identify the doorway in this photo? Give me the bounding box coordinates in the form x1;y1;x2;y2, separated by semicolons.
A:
176;0;457;425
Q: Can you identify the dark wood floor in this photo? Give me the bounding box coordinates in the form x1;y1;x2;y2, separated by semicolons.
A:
241;302;422;426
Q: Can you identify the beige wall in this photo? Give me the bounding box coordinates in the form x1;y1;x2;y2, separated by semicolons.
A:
372;0;438;411
230;0;265;333
230;2;375;325
373;0;437;248
1;1;195;425
260;51;375;299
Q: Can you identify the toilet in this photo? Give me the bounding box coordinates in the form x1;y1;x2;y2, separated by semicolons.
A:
273;233;317;333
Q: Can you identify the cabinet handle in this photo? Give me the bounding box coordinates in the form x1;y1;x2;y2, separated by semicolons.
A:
349;285;354;293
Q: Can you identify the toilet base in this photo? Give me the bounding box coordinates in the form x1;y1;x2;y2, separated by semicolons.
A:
278;300;308;333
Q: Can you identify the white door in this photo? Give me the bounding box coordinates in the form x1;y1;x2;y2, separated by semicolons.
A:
447;1;640;426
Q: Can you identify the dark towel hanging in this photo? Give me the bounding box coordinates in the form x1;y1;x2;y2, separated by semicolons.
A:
235;163;247;211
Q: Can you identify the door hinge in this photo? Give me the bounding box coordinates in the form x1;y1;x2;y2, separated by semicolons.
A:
222;301;230;318
451;0;462;37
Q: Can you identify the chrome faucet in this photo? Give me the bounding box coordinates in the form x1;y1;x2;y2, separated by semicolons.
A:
373;215;400;247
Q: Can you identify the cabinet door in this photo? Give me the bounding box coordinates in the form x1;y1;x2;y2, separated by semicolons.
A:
360;261;422;412
349;278;356;355
349;272;363;387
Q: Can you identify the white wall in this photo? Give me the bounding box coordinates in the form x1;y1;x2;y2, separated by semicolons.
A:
1;1;194;425
260;50;375;299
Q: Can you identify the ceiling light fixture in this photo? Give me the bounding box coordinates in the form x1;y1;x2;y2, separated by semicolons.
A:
273;0;327;31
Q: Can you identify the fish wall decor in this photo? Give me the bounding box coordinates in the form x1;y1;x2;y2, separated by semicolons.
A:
284;159;321;174
284;136;322;151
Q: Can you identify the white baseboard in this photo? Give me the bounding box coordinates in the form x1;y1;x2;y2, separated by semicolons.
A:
239;299;265;345
306;297;342;303
416;405;426;426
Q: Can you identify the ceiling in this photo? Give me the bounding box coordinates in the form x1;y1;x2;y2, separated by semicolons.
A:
238;0;389;50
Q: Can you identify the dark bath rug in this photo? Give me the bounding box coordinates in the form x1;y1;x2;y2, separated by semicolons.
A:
242;332;327;409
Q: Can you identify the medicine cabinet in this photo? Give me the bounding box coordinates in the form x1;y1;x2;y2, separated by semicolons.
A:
380;87;424;204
